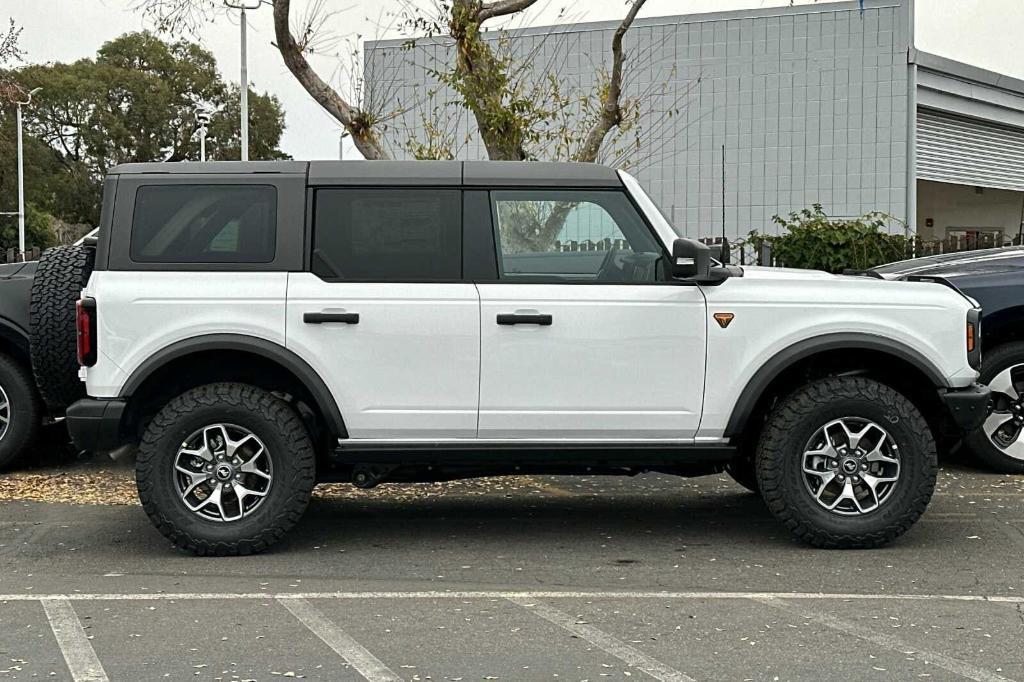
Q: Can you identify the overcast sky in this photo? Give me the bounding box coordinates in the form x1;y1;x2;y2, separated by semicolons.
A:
8;0;1024;160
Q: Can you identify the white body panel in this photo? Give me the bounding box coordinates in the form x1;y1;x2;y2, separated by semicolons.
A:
284;273;480;438
83;271;287;398
476;283;707;439
692;267;978;439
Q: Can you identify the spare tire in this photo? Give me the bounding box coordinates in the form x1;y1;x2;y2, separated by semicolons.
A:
29;245;95;412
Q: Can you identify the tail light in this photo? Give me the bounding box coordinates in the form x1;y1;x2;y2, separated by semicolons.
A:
76;298;97;367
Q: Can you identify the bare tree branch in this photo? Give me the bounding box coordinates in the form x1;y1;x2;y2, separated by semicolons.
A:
271;0;389;159
478;0;541;23
574;0;646;162
0;19;25;104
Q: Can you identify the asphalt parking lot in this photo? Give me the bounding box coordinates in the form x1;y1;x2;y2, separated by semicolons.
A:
1;453;1023;681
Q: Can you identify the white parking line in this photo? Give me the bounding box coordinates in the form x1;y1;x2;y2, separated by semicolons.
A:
509;597;695;682
752;596;1015;682
1;590;1022;603
277;597;403;682
40;598;109;682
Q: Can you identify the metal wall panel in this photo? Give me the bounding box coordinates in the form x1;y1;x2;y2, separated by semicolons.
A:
365;0;912;239
917;109;1024;191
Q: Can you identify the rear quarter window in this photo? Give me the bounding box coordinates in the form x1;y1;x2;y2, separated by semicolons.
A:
130;185;277;263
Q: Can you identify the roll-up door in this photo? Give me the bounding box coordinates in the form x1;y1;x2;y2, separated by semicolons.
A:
917;109;1024;191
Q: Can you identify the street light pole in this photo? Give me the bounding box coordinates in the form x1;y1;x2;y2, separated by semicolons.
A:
225;0;262;162
15;87;41;260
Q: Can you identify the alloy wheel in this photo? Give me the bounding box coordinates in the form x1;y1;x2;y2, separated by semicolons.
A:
802;417;901;516
173;423;272;522
981;363;1024;462
0;383;9;442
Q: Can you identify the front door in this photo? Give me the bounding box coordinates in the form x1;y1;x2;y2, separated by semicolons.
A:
477;189;707;439
286;187;480;439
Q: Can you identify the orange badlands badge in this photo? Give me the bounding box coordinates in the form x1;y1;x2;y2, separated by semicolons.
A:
713;312;735;329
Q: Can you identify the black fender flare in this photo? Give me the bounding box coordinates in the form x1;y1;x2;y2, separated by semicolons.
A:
723;332;949;438
0;317;30;362
119;333;347;438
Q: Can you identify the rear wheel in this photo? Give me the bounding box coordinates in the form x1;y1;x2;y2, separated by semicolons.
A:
756;376;937;549
0;353;42;471
136;383;316;556
964;342;1024;474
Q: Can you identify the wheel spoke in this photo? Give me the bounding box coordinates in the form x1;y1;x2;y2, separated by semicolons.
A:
813;472;837;501
175;463;207;488
826;479;857;510
179;445;212;463
232;481;268;509
983;412;1024;461
227;433;261;460
240;460;271;480
988;366;1021;400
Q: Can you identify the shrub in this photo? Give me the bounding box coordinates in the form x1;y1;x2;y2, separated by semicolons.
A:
744;205;910;273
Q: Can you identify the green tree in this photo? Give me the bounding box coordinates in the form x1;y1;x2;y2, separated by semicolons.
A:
0;31;289;237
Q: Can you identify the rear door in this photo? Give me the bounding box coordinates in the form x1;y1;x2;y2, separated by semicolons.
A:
286;186;480;439
476;189;707;439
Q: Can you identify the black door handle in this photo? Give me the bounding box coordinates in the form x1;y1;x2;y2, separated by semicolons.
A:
304;312;359;324
496;313;552;326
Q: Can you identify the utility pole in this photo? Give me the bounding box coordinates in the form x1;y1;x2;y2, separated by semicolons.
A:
15;87;41;259
225;0;263;161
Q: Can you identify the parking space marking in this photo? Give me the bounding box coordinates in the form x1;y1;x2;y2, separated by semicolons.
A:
2;590;1023;603
277;597;403;682
40;598;109;682
752;596;1015;682
508;596;695;682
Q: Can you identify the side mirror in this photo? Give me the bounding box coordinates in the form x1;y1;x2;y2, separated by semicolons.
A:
672;238;712;279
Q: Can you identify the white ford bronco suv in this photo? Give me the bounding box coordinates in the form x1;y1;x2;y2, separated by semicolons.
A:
61;160;990;555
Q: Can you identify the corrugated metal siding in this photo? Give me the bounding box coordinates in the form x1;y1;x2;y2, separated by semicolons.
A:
917;109;1024;191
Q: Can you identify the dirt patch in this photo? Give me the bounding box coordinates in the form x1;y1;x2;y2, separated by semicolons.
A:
0;457;569;506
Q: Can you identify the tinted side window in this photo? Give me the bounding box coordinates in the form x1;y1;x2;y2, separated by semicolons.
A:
130;185;276;263
312;189;462;281
490;190;664;283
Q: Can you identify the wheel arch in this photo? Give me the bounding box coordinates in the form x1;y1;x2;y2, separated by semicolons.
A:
724;333;949;440
0;318;30;366
120;334;347;440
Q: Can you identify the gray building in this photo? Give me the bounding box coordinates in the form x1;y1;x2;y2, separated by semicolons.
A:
365;0;1024;243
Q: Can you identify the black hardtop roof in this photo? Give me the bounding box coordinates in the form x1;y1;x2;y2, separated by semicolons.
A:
107;160;622;188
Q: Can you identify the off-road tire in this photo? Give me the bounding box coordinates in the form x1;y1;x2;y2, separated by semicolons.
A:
756;376;937;549
29;244;95;412
0;353;43;471
136;383;316;556
964;341;1024;474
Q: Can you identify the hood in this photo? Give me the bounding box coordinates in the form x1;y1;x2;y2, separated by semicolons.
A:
739;265;837;281
873;246;1024;279
0;262;31;279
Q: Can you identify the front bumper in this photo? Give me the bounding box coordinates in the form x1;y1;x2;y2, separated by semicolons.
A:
939;383;992;432
65;398;128;453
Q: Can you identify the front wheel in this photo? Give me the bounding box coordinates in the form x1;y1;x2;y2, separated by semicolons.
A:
963;342;1024;474
756;377;937;549
0;353;43;471
136;383;316;556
